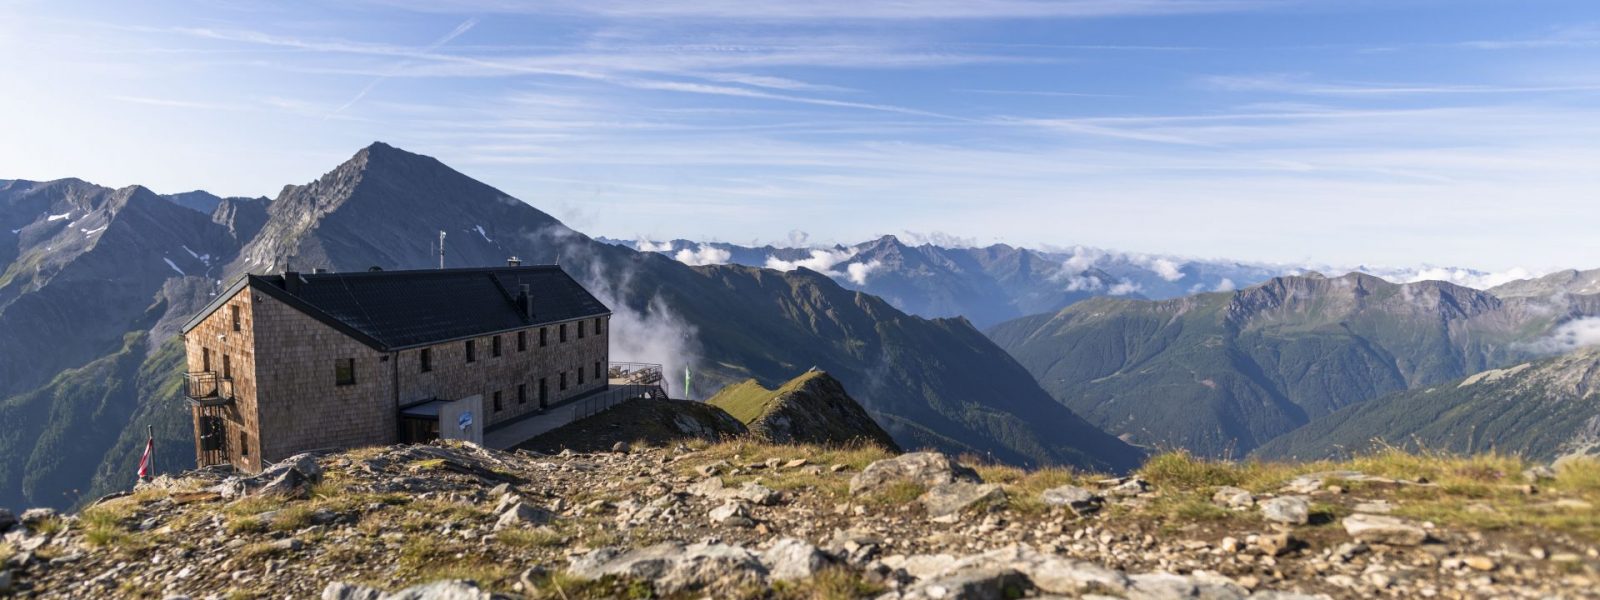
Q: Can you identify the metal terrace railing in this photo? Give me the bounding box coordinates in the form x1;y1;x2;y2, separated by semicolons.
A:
608;362;664;387
482;364;670;450
183;371;234;406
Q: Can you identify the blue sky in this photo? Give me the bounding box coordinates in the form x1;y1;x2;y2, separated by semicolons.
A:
2;0;1598;271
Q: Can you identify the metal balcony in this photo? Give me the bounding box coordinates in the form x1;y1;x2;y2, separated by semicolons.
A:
184;371;234;407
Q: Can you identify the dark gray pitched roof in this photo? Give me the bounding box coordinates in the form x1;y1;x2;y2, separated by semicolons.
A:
183;265;610;351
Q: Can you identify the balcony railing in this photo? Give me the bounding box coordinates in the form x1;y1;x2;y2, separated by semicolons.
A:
608;362;664;386
184;371;234;406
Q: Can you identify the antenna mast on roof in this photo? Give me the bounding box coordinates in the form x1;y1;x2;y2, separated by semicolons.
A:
438;230;446;269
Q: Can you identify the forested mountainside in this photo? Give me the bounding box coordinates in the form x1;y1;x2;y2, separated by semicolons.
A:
989;272;1600;457
1255;345;1600;462
0;143;1138;509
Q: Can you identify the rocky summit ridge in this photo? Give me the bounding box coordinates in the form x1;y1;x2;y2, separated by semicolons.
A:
2;437;1599;599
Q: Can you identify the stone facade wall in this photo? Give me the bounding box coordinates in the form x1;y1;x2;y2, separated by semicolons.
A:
183;286;262;472
185;282;611;473
249;291;397;467
395;315;611;428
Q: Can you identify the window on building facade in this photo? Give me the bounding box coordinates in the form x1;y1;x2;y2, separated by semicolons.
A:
518;383;527;405
230;305;241;332
578;366;585;385
560;372;568;391
420;348;432;373
517;331;526;352
560;324;568;343
493;391;503;412
240;431;250;457
202;347;211;372
578;321;586;339
466;340;476;362
335;358;356;385
539;378;548;406
595;317;603;335
492;335;502;357
540;327;548;347
222;354;232;379
595;361;603;382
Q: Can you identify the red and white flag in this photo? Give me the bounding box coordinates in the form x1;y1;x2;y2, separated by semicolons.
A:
136;434;154;480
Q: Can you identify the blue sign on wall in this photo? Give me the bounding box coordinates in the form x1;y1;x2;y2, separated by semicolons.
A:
458;411;474;432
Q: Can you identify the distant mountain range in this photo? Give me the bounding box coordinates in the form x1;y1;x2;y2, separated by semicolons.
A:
0;143;1140;510
601;237;1531;329
987;271;1600;458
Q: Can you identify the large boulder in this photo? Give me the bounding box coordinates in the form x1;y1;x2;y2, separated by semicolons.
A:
920;482;1006;517
248;453;326;499
1260;496;1311;525
321;580;498;600
568;542;768;595
761;538;834;581
850;452;980;495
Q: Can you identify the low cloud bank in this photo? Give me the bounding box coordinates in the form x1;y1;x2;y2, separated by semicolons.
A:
674;245;731;266
1516;317;1600;355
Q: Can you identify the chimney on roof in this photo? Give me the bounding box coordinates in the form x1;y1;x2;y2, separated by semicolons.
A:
313;268;330;274
507;256;522;267
282;270;301;294
518;283;534;320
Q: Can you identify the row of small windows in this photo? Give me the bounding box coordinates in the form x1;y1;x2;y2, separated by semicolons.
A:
450;318;603;367
489;361;605;412
336;317;605;384
338;357;603;390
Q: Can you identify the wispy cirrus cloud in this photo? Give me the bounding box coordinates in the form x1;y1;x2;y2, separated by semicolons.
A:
364;0;1290;20
1203;74;1600;96
329;17;480;117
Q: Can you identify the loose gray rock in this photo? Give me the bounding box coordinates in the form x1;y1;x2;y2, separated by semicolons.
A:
1212;486;1254;508
709;501;756;527
850;452;980;495
762;538;832;581
1342;514;1428;546
19;508;57;526
735;481;780;506
1261;495;1311;525
1106;478;1151;497
1040;485;1103;516
1522;465;1557;483
495;502;554;530
322;582;383;600
383;580;499;599
568;542;768;595
920;482;1006;517
884;567;1033;600
1127;572;1248;600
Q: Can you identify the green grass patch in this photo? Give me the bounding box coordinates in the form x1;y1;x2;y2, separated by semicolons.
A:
1139;451;1244;490
499;526;566;549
